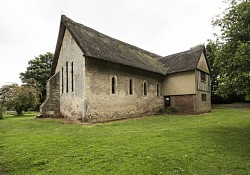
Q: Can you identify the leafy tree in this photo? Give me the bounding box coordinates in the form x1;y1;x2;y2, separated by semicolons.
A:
206;40;220;102
20;52;53;103
212;0;250;100
0;83;18;118
6;85;40;115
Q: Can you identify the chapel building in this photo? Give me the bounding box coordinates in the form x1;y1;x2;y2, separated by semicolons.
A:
40;15;211;122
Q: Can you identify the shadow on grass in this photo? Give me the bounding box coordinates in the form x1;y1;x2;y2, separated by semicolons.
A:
201;126;250;156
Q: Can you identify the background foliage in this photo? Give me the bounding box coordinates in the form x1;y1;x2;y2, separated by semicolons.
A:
0;83;39;116
20;52;53;103
207;0;250;102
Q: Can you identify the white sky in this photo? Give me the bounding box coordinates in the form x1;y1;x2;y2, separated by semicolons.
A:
0;0;225;87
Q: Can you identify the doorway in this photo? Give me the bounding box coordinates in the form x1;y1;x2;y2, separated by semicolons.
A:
164;96;171;108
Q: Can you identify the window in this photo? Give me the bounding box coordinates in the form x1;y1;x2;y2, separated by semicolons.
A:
201;71;206;82
129;79;133;95
143;81;147;96
202;94;206;101
71;61;74;92
111;76;116;94
156;84;160;96
66;61;69;93
61;67;64;94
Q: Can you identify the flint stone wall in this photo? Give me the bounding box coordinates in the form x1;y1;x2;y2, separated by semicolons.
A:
40;72;60;117
84;58;164;122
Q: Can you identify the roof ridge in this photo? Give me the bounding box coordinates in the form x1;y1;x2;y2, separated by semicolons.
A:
164;45;204;59
53;15;207;76
62;15;163;59
159;45;205;74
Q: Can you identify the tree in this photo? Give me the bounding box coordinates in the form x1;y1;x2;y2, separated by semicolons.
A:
6;85;40;115
212;0;250;100
205;40;220;103
20;52;53;103
0;83;18;119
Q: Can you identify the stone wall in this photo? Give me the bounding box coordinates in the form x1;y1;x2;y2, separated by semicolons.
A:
40;72;60;117
85;58;164;122
55;29;86;121
195;90;211;113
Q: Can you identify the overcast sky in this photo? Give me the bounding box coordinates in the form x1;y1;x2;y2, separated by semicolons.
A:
0;0;226;87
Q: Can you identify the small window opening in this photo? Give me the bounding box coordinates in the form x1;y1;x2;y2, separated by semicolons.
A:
71;61;74;92
143;81;147;96
156;84;160;96
202;94;206;101
201;71;206;82
66;61;69;93
61;67;64;94
129;79;133;95
112;76;116;94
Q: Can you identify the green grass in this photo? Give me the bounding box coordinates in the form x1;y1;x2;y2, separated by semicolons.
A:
0;108;249;175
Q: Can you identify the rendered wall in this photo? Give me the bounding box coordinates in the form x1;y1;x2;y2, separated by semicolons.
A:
84;58;164;122
163;71;195;96
197;53;210;74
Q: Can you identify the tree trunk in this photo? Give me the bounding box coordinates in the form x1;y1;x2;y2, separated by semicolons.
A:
16;108;23;116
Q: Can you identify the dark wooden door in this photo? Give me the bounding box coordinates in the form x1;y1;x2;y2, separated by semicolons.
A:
164;96;171;108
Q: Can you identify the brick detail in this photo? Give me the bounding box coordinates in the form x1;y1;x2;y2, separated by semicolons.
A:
171;95;196;114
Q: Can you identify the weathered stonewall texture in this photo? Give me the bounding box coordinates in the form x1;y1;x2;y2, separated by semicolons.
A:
84;58;164;122
40;72;60;117
55;29;86;121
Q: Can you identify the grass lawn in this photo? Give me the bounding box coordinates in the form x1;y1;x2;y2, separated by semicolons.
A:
0;108;249;175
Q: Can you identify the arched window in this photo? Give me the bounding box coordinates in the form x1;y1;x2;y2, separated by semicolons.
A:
143;81;147;96
156;83;160;96
111;76;116;94
129;79;133;95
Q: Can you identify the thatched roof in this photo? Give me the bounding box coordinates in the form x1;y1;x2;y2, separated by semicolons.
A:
159;46;206;74
51;15;208;76
51;15;165;75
